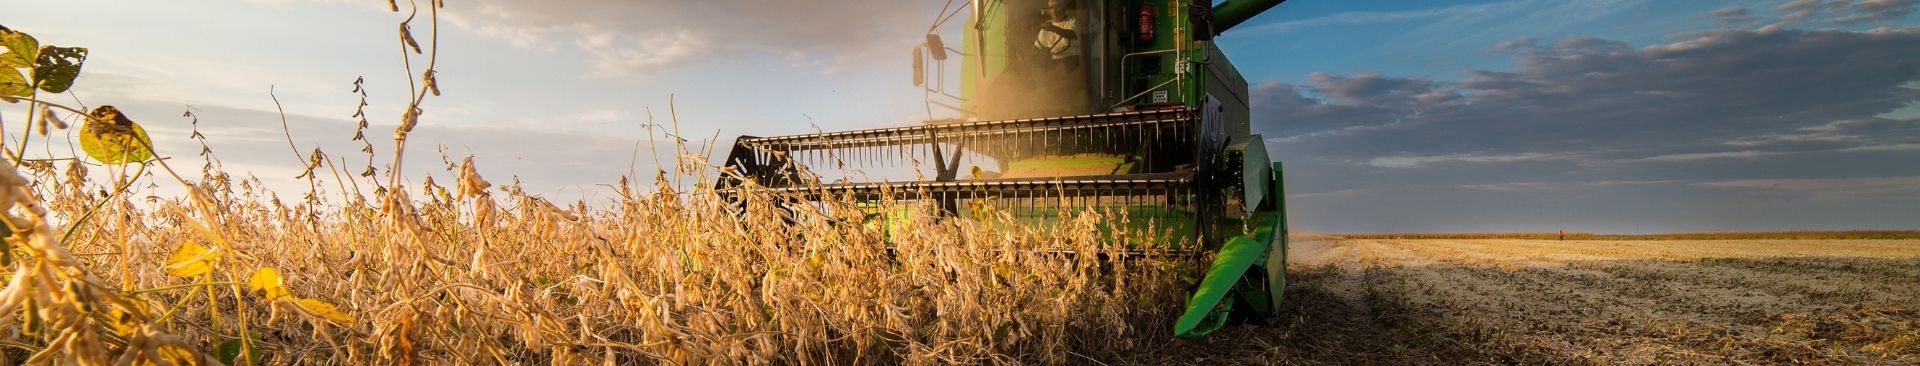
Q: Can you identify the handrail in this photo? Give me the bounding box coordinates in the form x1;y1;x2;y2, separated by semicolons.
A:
1110;49;1182;109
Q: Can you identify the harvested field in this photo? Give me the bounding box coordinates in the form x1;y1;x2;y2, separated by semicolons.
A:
1339;232;1920;241
1144;239;1920;365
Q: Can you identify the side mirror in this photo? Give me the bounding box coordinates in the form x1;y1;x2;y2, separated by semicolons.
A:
1189;3;1216;41
925;34;948;61
912;46;925;87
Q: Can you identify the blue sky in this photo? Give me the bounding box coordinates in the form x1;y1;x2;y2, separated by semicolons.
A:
1223;0;1765;80
3;0;1917;233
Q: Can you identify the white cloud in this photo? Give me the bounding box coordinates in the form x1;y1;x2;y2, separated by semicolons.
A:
571;108;626;124
1691;176;1920;200
1768;0;1920;26
1721;117;1919;149
1367;152;1569;168
464;24;569;52
1701;6;1761;24
1238;1;1533;34
1838;143;1920;152
1634;150;1784;162
1286;189;1367;199
1459;179;1687;191
575;30;712;78
1460;182;1554;191
1587;180;1682;187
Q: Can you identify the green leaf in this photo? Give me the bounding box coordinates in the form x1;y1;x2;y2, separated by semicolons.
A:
213;339;245;366
214;335;264;366
32;46;84;93
0;52;23;68
0;30;36;69
79;106;154;165
0;68;27;97
0;221;12;265
0;223;10;266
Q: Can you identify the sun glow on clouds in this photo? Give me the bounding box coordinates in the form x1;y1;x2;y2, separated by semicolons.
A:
436;0;935;78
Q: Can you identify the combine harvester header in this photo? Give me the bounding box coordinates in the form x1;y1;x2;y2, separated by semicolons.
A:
721;0;1289;338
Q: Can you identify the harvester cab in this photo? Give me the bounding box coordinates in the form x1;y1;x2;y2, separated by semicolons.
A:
720;0;1287;338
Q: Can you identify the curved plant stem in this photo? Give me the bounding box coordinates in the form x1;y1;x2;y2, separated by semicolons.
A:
129;282;240;295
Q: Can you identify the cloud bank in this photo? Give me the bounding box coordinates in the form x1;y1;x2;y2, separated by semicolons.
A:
1255;26;1920;232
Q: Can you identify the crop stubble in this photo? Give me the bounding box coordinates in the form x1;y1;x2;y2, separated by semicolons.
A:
1154;238;1920;365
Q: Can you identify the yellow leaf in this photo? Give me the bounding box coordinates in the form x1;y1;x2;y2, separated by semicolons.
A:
157;344;200;365
293;298;353;323
164;243;215;278
107;301;149;336
247;268;290;300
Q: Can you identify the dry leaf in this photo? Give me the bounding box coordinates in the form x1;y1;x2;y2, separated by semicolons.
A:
293;298;354;323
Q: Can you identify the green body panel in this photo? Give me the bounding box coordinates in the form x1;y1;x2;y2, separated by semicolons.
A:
864;202;1202;246
1266;161;1289;314
1173;236;1261;337
931;0;1289;339
959;0;1216;118
1006;156;1127;170
1173;210;1282;338
1132;0;1205;107
959;3;1015;113
1169;158;1288;338
951;0;1280;118
1002;154;1135;177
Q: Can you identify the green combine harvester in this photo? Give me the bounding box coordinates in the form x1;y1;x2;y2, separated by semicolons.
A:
720;0;1288;338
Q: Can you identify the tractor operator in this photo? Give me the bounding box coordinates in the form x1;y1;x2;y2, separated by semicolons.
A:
1034;0;1081;72
1030;0;1087;118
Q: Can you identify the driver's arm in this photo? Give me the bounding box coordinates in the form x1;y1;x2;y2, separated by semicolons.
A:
1040;23;1077;40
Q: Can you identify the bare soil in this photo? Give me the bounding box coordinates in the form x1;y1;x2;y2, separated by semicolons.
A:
1131;239;1920;365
